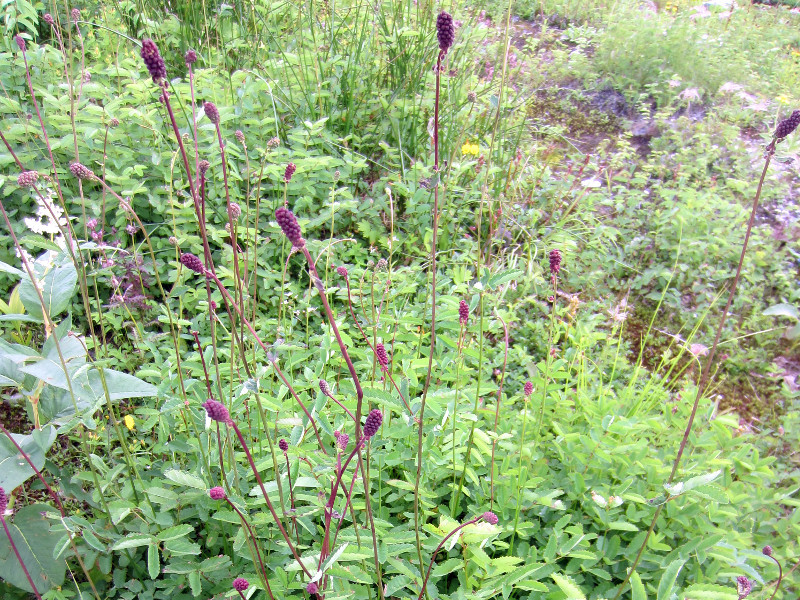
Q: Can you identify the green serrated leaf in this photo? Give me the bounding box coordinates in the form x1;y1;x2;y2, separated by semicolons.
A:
631;571;647;600
148;543;160;579
656;559;685;600
551;573;587;600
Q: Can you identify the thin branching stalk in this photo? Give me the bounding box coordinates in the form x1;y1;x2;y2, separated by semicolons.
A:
227;420;312;577
611;140;779;600
294;245;384;597
453;0;514;517
489;313;508;509
222;496;275;600
766;552;783;600
415;37;445;587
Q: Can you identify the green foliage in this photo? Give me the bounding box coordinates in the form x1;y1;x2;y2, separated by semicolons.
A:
0;1;798;599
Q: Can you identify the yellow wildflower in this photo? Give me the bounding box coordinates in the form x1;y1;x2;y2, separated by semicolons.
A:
777;95;791;105
123;415;135;431
461;142;480;157
791;49;800;57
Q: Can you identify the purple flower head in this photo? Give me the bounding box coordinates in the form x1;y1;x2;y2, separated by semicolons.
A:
180;253;206;275
774;109;800;140
279;438;289;453
337;265;348;278
235;130;245;145
524;381;533;397
233;577;249;592
736;576;752;600
436;12;455;53
204;101;220;125
482;511;499;525
284;162;297;183
17;171;38;188
762;545;773;556
110;117;120;128
140;39;167;82
87;218;98;230
185;49;197;66
209;487;225;500
0;486;7;514
363;409;383;439
459;299;469;325
70;162;95;180
43;13;55;26
15;35;26;51
71;8;80;23
337;432;349;451
202;399;231;424
275;207;304;247
228;202;241;221
306;582;319;595
198;160;211;176
375;343;389;371
319;379;331;395
549;249;562;276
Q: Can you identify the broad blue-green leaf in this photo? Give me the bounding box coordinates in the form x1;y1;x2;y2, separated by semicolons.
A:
763;303;799;320
0;339;39;387
0;426;57;491
19;262;77;319
36;366;157;424
0;504;66;593
0;260;23;277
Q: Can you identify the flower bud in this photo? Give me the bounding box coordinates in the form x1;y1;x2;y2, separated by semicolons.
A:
375;343;389;371
436;12;455;52
202;398;231;424
180;253;205;274
17;171;38;187
275;207;304;247
70;162;95;180
204;101;220;125
363;409;383;439
140;38;167;82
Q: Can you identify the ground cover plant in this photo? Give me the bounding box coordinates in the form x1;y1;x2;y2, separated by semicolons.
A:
0;1;799;599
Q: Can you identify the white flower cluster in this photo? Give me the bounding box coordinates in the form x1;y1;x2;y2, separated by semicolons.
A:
23;188;68;236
